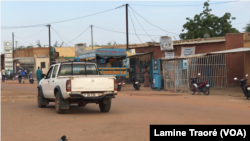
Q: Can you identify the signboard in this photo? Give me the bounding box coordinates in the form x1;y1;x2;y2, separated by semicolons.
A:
165;52;175;59
126;49;136;56
75;43;87;55
181;47;195;56
5;54;13;58
4;41;13;72
183;60;188;69
160;36;173;51
98;68;126;75
96;49;126;56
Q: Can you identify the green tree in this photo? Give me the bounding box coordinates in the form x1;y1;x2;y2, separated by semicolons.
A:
26;44;33;48
107;41;118;45
53;41;58;47
244;21;250;32
59;41;64;47
180;2;239;40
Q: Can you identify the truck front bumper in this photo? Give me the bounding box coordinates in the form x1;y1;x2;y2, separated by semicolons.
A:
69;93;117;100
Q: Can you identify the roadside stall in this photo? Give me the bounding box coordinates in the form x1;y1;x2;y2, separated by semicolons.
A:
75;48;128;80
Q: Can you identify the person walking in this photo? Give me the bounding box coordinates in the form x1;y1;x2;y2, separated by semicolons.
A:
36;67;42;85
1;68;6;82
143;66;150;87
21;69;26;84
7;69;10;80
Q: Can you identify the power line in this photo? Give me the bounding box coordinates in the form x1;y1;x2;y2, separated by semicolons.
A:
51;27;69;46
128;10;145;46
66;27;90;45
94;26;165;36
1;5;125;29
14;36;33;45
129;7;155;42
94;26;181;30
14;28;47;38
130;1;236;7
129;6;179;35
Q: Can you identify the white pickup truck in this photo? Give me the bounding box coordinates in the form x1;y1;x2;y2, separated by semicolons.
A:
37;62;118;114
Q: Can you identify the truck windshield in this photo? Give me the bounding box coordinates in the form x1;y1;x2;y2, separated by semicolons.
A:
59;64;98;75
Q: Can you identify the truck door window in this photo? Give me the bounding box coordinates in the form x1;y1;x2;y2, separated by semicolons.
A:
46;67;54;79
52;65;59;78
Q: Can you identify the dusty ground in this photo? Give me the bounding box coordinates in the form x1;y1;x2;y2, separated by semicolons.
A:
1;80;250;141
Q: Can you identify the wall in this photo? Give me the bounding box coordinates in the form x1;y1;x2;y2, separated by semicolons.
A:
13;47;49;58
135;46;164;59
34;56;49;76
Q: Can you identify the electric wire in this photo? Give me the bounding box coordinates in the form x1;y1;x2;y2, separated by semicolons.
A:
130;1;236;7
14;36;33;45
129;6;179;36
1;5;125;29
94;26;164;36
66;27;90;45
128;9;145;46
129;8;155;42
14;28;47;38
51;27;71;46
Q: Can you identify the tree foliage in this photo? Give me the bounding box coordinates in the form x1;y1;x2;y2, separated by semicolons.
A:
36;40;42;47
244;22;250;32
179;2;239;40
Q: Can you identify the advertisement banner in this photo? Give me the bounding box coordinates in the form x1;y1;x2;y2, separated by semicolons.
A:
160;36;173;51
165;52;175;59
5;54;13;58
181;47;195;56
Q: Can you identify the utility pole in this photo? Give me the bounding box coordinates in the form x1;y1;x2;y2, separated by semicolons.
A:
12;32;14;73
15;41;17;58
126;4;129;50
47;24;51;65
91;25;93;50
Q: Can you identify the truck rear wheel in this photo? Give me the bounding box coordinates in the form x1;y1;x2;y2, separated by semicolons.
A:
99;99;111;112
55;92;67;114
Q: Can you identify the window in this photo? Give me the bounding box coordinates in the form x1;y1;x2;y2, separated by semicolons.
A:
58;64;98;76
52;65;58;78
46;66;54;79
41;62;45;68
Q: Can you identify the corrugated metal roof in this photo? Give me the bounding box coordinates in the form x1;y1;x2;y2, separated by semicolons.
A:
207;47;250;54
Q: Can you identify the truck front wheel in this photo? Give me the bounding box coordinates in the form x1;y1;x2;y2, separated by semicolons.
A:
55;92;67;114
38;90;46;108
99;98;111;112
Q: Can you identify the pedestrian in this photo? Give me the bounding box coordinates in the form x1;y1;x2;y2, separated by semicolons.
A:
1;68;6;82
21;69;26;84
143;66;150;87
36;67;42;85
7;69;11;79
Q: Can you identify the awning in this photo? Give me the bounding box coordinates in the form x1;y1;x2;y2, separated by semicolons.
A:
78;48;126;59
161;47;250;61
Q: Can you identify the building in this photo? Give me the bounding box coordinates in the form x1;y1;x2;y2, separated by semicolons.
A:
13;47;49;77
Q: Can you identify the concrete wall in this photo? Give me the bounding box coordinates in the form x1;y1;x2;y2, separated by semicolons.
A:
13;47;49;58
135;46;164;59
34;56;50;77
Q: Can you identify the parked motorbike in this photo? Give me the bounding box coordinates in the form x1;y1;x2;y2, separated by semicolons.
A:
117;79;122;91
190;73;210;95
131;76;140;90
29;73;34;84
234;74;250;99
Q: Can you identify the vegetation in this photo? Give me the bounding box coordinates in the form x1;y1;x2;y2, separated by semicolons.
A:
179;2;239;40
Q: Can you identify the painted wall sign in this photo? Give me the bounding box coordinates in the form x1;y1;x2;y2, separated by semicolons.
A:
165;52;175;59
96;49;126;55
181;47;195;56
160;36;173;51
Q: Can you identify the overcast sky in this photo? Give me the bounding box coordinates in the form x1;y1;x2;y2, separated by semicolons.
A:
1;0;250;54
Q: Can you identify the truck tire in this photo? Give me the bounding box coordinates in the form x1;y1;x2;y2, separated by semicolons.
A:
55;92;67;114
99;99;111;112
117;85;122;91
38;90;46;108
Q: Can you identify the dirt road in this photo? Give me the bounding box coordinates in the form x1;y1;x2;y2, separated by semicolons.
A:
1;81;250;141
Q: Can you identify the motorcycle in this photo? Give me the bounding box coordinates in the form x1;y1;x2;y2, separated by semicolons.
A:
190;73;210;95
131;76;140;90
29;73;34;84
234;74;250;99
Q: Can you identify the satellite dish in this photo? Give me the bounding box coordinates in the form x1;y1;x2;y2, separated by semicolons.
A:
204;34;210;38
